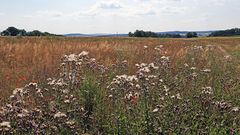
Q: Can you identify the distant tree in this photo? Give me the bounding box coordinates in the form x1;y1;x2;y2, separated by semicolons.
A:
186;32;198;38
129;30;182;38
1;30;11;36
0;26;59;37
18;30;27;36
128;32;134;37
210;28;240;37
27;30;43;36
6;27;21;36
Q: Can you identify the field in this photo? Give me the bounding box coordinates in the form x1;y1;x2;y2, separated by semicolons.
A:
0;37;240;134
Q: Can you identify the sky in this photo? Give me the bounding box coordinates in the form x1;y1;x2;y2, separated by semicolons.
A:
0;0;239;34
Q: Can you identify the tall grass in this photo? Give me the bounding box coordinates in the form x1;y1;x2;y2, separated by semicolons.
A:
0;37;240;134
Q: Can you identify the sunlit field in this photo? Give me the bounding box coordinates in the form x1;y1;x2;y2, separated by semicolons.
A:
0;37;240;134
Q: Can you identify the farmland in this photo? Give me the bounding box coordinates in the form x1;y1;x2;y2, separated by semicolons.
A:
0;37;240;134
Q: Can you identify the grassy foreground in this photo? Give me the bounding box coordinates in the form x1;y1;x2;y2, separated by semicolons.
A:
0;37;240;134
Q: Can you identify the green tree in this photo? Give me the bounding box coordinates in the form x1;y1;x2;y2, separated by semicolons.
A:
186;32;198;38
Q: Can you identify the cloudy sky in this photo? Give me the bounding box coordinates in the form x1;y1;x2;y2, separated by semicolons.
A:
0;0;239;34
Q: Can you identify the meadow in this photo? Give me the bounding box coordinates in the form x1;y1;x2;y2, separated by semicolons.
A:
0;36;240;134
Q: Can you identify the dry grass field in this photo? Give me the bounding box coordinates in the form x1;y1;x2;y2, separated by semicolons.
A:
0;36;240;134
1;37;240;99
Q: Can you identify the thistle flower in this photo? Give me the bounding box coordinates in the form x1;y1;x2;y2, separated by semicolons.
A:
202;69;211;73
79;51;89;57
154;45;163;51
54;112;67;119
232;107;239;112
201;86;213;95
0;121;11;131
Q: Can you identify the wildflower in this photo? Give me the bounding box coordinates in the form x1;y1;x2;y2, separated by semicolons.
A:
54;112;67;119
79;51;89;57
90;58;96;62
161;56;169;60
159;96;165;100
152;105;162;113
66;120;75;126
12;88;24;95
108;95;113;98
232;107;239;112
193;46;203;50
144;46;148;49
67;54;78;62
0;121;11;130
27;82;38;88
130;95;138;104
154;45;163;50
64;99;70;104
176;93;182;100
224;55;231;59
184;63;189;67
136;84;141;89
202;87;213;95
190;67;196;70
163;85;169;92
149;63;159;70
139;67;150;73
152;107;159;113
202;69;211;73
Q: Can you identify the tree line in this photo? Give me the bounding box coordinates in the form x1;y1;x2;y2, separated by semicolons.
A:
209;28;240;37
0;27;60;36
128;30;197;38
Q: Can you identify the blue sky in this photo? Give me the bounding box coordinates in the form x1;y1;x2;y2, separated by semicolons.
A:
0;0;239;34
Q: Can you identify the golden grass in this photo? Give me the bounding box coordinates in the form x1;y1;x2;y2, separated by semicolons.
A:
1;36;240;101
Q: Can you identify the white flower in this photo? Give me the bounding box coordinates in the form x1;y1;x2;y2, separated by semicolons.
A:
176;93;182;100
232;107;239;112
136;84;141;89
79;51;89;57
190;67;196;70
152;108;159;113
54;112;67;118
149;63;159;70
152;105;162;113
12;88;24;95
66;120;75;126
139;67;150;73
0;121;11;128
144;46;148;49
154;45;163;50
64;100;70;103
161;56;169;60
202;86;213;95
67;54;78;62
202;69;211;73
163;85;169;92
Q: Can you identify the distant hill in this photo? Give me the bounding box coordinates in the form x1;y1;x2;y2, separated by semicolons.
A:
64;33;128;37
64;31;214;37
64;28;240;37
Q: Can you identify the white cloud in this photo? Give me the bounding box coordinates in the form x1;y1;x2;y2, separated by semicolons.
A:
94;0;123;9
24;0;187;19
